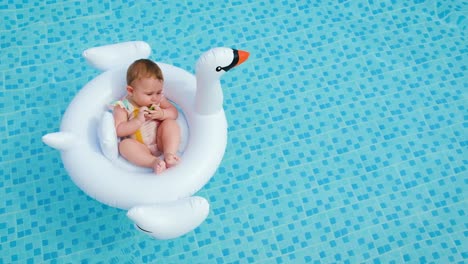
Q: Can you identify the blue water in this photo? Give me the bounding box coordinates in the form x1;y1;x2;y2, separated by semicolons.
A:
1;0;467;263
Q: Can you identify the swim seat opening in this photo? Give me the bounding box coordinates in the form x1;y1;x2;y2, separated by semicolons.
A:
98;101;189;173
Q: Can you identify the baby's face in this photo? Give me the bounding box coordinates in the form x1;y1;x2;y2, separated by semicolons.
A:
128;77;163;107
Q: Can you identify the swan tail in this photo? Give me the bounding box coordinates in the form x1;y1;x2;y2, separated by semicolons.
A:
42;132;77;151
127;196;210;240
82;41;151;71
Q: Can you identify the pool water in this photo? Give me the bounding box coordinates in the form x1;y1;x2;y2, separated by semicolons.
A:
1;0;467;263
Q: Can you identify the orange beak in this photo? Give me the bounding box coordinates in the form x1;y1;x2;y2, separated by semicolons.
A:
236;50;250;66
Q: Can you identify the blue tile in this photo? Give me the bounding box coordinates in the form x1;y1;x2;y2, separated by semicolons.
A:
1;0;467;263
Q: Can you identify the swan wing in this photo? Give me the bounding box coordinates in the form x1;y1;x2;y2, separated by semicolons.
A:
82;41;151;71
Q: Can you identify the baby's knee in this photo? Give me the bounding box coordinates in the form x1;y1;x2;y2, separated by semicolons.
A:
118;138;135;150
160;119;179;131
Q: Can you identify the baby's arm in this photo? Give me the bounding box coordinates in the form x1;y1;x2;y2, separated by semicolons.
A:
113;106;146;137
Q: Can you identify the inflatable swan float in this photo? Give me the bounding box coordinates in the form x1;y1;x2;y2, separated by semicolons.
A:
42;41;249;239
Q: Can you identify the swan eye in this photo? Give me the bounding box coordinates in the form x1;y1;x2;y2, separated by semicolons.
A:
216;50;239;72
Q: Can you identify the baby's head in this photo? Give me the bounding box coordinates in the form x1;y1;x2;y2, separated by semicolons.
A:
126;59;164;107
127;59;164;85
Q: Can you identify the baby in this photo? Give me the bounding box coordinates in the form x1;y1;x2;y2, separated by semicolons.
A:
111;59;181;174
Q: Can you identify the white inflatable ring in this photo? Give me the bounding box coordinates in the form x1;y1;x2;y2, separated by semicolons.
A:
42;41;249;239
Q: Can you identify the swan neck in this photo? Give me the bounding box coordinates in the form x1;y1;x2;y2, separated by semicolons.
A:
195;76;223;115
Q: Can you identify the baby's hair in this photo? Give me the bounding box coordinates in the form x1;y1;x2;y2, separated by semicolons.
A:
126;59;164;85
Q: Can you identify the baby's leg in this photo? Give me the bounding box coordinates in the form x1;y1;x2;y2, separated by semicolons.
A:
156;119;181;168
119;138;166;174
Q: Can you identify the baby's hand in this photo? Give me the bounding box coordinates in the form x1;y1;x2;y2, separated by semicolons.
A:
145;105;164;120
136;106;149;123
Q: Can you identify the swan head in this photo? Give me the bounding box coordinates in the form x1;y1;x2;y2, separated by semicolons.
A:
196;47;249;79
195;48;249;115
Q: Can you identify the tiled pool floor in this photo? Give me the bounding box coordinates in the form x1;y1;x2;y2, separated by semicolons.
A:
0;0;467;263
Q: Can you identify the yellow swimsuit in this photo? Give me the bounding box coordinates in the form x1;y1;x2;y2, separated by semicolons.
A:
110;97;161;155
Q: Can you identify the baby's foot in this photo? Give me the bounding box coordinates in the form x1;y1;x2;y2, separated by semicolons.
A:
164;153;180;168
152;159;166;174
